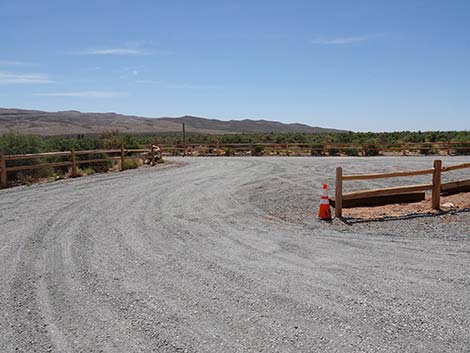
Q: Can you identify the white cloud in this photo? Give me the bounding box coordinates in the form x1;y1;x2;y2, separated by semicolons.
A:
167;83;222;89
311;34;383;45
150;49;174;56
69;41;173;56
135;80;221;89
119;67;141;79
82;66;102;71
73;48;146;56
0;72;54;84
0;60;37;66
135;79;162;84
34;91;126;98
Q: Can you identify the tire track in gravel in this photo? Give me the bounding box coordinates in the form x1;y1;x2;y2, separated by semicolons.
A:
6;201;81;353
1;157;469;352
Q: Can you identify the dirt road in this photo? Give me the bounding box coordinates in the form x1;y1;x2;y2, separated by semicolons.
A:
1;157;469;352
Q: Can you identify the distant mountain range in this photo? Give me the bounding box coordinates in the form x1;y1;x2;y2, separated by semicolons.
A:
0;108;346;136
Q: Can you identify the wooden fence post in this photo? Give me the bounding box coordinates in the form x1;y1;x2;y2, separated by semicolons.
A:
151;145;155;166
120;144;125;171
432;159;442;210
0;153;7;188
70;147;77;177
335;167;343;218
286;143;289;156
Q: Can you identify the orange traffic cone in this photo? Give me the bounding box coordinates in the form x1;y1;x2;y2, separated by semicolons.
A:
318;183;332;220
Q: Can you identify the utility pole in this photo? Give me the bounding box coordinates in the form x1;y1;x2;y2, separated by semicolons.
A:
182;123;186;157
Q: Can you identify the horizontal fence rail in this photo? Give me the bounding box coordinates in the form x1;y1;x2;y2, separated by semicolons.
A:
156;141;470;157
0;145;160;188
342;168;436;181
333;160;470;217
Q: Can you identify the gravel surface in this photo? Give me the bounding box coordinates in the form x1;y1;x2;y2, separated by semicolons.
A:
0;156;469;353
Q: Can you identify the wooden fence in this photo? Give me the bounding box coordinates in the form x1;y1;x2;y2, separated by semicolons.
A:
333;160;470;217
0;145;156;188
158;141;470;157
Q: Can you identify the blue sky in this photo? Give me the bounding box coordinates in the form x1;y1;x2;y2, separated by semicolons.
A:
0;0;469;132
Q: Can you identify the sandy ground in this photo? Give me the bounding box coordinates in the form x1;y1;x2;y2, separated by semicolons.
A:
343;192;470;220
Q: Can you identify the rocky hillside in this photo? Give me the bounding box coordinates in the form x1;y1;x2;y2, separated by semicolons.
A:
0;108;346;136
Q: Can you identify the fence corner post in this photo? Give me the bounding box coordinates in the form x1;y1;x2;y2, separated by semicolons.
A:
335;167;343;218
120;144;125;171
71;147;77;177
0;152;7;188
432;159;442;210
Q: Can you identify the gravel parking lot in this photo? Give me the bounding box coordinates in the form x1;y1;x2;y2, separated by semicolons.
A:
1;156;469;352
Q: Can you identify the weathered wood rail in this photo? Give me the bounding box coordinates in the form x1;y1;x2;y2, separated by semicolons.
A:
333;160;470;217
157;141;470;156
0;145;156;188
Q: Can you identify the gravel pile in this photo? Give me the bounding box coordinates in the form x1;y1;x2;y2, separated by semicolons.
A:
246;156;470;240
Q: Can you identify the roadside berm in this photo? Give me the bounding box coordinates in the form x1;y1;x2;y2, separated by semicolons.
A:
341;192;470;220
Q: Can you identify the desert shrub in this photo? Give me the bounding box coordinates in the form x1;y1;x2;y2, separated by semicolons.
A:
0;133;73;185
310;144;324;156
100;131;141;149
419;143;437;155
36;166;55;179
344;148;359;156
453;143;470;155
364;144;380;156
9;166;59;186
252;145;264;156
77;152;113;173
0;133;43;155
327;148;340;156
77;167;95;176
14;172;36;186
224;147;234;156
122;159;139;170
0;134;45;178
47;173;63;182
2;131;470;156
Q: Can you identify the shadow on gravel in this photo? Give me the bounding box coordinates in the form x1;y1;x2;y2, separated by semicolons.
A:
337;208;470;225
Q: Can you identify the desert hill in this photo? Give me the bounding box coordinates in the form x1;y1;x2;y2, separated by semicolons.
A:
0;108;346;136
